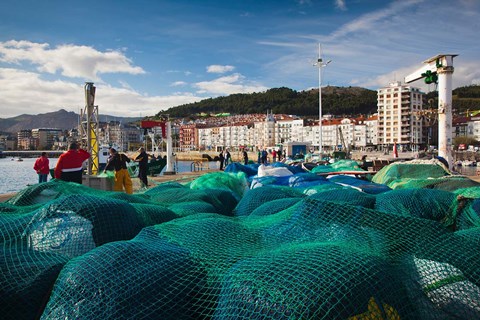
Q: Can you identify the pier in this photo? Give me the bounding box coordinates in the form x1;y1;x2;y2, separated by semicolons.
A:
1;150;64;158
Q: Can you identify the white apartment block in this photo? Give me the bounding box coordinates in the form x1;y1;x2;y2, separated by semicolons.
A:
377;81;424;148
364;115;379;147
467;118;480;140
198;125;250;151
275;119;305;144
253;112;276;148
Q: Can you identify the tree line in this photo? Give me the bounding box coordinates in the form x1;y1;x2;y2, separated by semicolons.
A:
156;85;480;119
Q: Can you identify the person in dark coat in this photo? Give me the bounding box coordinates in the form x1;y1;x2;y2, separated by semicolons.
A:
242;149;248;165
104;148;133;194
261;149;268;164
134;147;150;187
219;151;225;170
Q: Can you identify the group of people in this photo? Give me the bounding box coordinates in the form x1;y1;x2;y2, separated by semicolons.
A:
218;149;232;170
103;146;152;194
216;148;286;169
257;148;283;164
33;142;152;195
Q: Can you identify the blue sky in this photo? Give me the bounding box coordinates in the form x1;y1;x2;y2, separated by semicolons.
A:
0;0;479;118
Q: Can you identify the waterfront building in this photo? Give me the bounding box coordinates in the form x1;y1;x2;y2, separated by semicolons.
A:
179;123;198;151
466;116;480;141
18;136;39;150
377;81;424;150
253;112;276;149
275;118;304;145
102;121;142;151
365;114;379;148
31;128;63;149
17;130;32;150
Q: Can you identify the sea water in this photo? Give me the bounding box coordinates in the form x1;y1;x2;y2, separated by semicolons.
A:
0;157;58;194
0;157;198;194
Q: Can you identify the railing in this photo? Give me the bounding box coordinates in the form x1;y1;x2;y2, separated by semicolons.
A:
191;160;210;172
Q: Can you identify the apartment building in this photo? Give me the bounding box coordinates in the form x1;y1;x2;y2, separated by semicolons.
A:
377;81;424;150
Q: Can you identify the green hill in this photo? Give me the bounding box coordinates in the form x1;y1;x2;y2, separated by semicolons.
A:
157;86;378;118
158;85;480;119
427;85;480;113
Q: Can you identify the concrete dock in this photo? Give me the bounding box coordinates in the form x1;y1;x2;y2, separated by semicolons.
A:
0;168;219;203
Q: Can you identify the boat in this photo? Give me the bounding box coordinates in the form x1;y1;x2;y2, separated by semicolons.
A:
16;157;23;162
462;160;476;167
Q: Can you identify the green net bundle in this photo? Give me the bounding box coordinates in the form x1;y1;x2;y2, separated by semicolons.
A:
372;159;450;188
1;165;480;319
311;159;363;174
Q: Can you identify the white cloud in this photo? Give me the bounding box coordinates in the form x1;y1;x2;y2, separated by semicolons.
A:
335;0;347;11
194;73;268;95
357;59;480;93
0;67;202;118
0;40;145;81
328;0;424;40
171;81;187;87
206;65;235;74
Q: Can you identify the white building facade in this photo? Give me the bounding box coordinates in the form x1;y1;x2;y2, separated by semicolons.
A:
377;81;424;150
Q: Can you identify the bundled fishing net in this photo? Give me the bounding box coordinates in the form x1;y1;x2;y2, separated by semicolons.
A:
311;159;363;174
37;199;480;319
189;171;248;201
1;163;480;319
372;160;451;188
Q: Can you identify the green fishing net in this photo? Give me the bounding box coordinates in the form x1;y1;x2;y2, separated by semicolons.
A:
1;166;480;319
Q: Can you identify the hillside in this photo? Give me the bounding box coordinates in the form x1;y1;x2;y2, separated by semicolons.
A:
0;109;141;133
157;86;378;118
157;85;480;119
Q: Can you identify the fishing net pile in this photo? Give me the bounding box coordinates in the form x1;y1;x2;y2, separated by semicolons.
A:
2;159;480;319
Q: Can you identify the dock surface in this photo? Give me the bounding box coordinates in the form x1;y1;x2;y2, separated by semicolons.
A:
0;168;219;203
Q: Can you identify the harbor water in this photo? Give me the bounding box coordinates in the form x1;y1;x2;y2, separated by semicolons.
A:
0;157;201;194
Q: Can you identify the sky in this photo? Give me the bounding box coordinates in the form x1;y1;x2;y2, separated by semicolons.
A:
0;0;479;118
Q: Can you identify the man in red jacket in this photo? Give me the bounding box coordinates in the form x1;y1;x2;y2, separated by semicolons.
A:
54;142;91;184
33;152;50;183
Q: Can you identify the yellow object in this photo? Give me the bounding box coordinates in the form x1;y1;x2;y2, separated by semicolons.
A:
349;297;400;320
113;168;133;194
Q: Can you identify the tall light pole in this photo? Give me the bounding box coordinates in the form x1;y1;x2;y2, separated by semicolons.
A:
313;44;331;154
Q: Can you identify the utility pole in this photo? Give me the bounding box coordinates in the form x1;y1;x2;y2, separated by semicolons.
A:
313;44;331;154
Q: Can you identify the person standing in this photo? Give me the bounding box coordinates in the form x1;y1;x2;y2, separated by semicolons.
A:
33;152;50;183
54;142;91;184
224;149;231;167
134;147;149;187
242;149;248;165
271;149;277;163
261;148;268;164
104;148;133;194
218;150;225;170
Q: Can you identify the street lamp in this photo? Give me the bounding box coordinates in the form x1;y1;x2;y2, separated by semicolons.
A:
313;43;331;154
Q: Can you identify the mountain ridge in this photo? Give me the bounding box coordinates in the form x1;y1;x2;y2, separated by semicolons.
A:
0;109;141;133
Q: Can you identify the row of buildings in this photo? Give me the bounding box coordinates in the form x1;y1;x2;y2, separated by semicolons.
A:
0;81;478;153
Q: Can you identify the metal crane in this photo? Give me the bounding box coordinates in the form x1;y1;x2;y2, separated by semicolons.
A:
80;82;99;175
405;54;457;168
337;126;349;156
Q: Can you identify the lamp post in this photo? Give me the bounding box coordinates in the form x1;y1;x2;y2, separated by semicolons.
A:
313;44;331;154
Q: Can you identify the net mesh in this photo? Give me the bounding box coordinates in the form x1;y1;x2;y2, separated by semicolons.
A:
1;162;480;319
